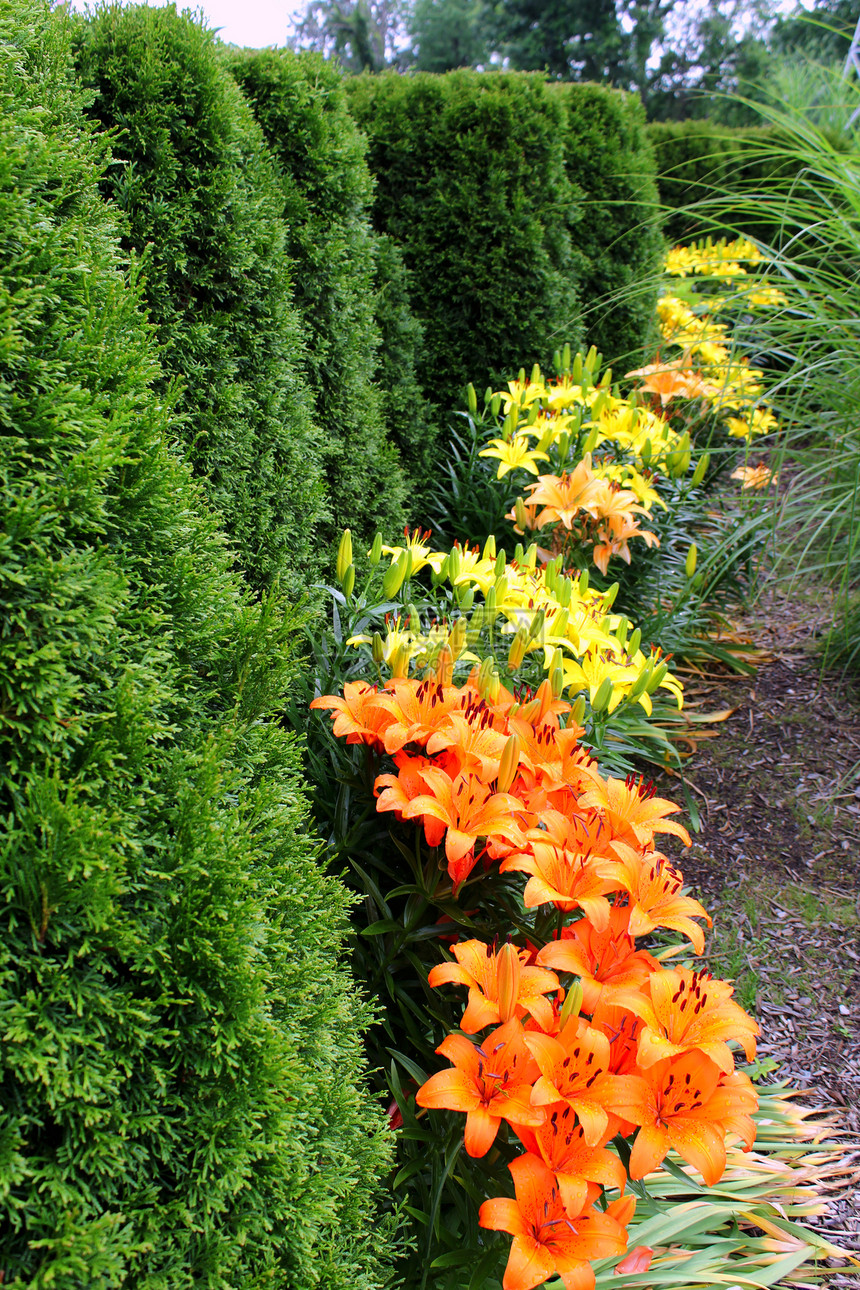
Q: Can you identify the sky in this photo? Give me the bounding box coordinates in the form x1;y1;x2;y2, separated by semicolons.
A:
67;0;308;47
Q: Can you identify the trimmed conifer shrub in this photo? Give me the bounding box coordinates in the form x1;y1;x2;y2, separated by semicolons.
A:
552;82;663;367
0;2;395;1284
72;4;326;591
227;47;413;539
346;70;582;423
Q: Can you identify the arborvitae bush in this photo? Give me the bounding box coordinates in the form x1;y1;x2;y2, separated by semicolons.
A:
0;2;395;1284
346;71;582;430
228;48;414;540
72;4;326;591
552;82;663;367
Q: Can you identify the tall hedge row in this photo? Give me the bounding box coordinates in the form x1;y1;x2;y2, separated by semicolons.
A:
72;5;327;590
227;47;413;538
553;82;663;367
0;2;395;1284
346;70;583;431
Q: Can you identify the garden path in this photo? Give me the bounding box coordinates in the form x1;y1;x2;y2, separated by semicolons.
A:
662;583;860;1281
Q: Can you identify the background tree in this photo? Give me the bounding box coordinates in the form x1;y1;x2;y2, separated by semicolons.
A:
407;0;492;71
289;0;404;70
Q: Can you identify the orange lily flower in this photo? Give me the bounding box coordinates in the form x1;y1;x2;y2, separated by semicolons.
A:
610;1051;758;1185
402;765;526;891
536;907;658;1012
415;1019;544;1157
611;844;711;953
374;753;446;847
425;712;509;782
428;940;560;1034
372;677;465;753
500;834;625;924
524;1021;641;1146
612;967;760;1073
592;514;659;576
525;461;604;531
479;1154;628;1290
512;1105;627;1217
579;775;692;850
310;680;392;749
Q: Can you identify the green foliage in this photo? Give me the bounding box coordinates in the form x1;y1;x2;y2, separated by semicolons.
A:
0;1;395;1283
647;119;807;244
227;46;410;545
73;4;326;592
406;0;492;71
345;70;581;443
552;82;663;367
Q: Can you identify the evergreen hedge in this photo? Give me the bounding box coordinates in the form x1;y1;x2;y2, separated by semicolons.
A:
73;5;326;591
553;82;663;367
346;70;582;433
0;2;395;1283
228;47;414;538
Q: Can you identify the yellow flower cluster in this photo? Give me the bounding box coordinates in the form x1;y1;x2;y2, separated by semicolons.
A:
355;527;682;716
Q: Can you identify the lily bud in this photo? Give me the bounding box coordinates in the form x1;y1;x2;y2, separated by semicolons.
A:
435;644;454;685
342;565;355;599
484;385;493;406
685;543;698;579
570;694;587;725
591;676;614;713
487;666;501;703
494;550;506;579
628;626;641;656
447;545;462;583
382;551;408;598
641;437;652;467
490;392;502;417
535;678;554;719
507;627;528;672
553;348;562;375
494;574;508;603
558;976;584;1032
557;577;572;609
496;943;522;1024
550;660;565;699
616;615;629;647
527;607;546;643
523;542;537;570
518;367;526;385
371;632;385;664
570;348;581;382
691;452;710;486
483;534;496;561
645;660;669;694
449;617;467;658
457;585;474;612
582;426;599;455
336;529;353;583
368;531;383;566
466;382;477;415
603;581;619;610
627;665;651;701
514;497;528;531
406;602;420;632
578;569;589;595
552;607;570;641
485;586;497;618
497;733;521;794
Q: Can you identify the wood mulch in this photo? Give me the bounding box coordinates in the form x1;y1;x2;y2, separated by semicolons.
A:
660;583;860;1284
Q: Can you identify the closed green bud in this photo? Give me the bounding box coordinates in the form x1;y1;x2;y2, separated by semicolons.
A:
571;349;581;383
458;585;474;612
553;348;563;375
485;587;497;617
550;660;565;698
646;660;669;694
515;497;528;530
483;534;496;561
691;452;710;486
447;546;462;583
368;531;383;565
491;392;502;417
628;627;641;656
513;542;524;564
527;400;539;425
641;438;652;466
336;528;353;583
558;976;584;1031
494;550;507;579
531;362;541;386
603;582;619;610
627;664;651;700
570;694;587;726
382;551;409;598
466;382;478;415
524;542;537;570
616;615;629;647
494;574;509;603
686;544;698;579
582;426;599;455
406;602;420;631
527;607;546;643
518;367;526;385
591;676;614;713
557;577;572;609
579;569;589;595
562;342;572;373
484;385;493;406
371;632;385;664
342;565;355;599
